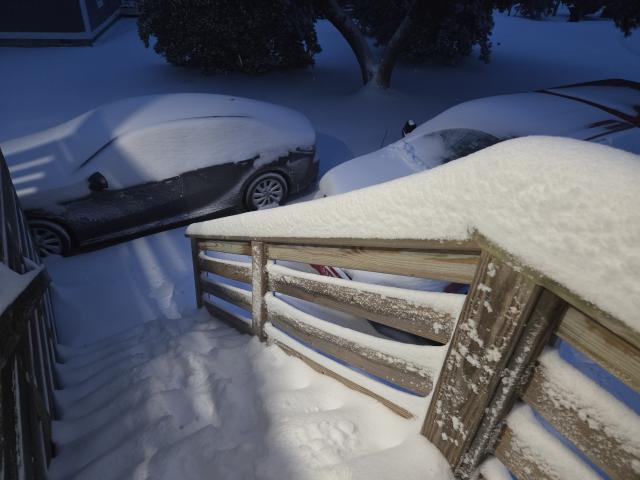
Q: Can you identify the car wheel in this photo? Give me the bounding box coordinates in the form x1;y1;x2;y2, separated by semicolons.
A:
29;220;72;257
245;173;288;210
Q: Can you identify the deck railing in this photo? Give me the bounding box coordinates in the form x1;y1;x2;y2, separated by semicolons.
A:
0;149;58;479
187;230;640;479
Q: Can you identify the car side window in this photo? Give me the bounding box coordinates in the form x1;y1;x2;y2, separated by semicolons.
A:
77;117;267;190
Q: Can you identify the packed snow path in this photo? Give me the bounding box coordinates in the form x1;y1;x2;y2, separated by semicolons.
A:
48;309;451;479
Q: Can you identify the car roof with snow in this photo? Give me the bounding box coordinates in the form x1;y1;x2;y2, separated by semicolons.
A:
414;79;640;152
2;94;315;197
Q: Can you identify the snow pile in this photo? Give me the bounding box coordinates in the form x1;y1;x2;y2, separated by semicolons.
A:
188;137;640;332
49;309;452;480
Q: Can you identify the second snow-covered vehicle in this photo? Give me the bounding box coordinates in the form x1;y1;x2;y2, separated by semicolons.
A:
318;79;640;197
2;94;318;256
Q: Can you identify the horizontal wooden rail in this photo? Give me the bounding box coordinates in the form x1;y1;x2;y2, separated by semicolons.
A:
266;295;433;396
185;234;480;252
202;297;253;335
556;307;640;392
266;244;479;283
521;355;640;480
270;335;413;418
268;264;462;344
198;240;251;256
494;407;601;480
197;253;251;283
201;277;252;312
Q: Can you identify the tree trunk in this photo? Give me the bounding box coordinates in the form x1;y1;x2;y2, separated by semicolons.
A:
323;0;377;85
322;0;416;89
374;2;416;89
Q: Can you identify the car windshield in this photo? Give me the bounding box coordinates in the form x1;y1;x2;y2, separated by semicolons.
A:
412;128;501;164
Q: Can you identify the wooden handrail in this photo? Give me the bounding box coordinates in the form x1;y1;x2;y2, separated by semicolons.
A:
187;225;640;480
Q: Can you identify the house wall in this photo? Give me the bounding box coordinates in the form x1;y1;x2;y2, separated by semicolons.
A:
0;0;85;33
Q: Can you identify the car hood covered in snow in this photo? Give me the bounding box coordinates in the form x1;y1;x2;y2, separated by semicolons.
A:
2;94;315;202
317;129;498;197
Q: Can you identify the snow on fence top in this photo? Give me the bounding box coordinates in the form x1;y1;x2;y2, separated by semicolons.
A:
187;136;640;331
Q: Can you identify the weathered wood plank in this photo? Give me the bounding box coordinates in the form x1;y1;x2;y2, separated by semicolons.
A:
268;264;460;344
200;278;252;311
557;307;640;392
197;253;251;284
422;253;541;467
494;426;556;480
522;355;640;480
199;240;251;256
190;238;203;309
267;244;479;283
267;296;433;396
272;339;413;419
185;233;480;253
475;233;640;353
456;290;567;477
494;406;601;480
203;298;253;335
252;242;268;340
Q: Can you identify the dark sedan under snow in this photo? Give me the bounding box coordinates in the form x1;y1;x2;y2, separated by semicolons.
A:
2;94;318;256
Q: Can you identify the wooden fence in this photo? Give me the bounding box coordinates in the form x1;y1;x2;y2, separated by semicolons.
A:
0;149;58;479
187;231;640;479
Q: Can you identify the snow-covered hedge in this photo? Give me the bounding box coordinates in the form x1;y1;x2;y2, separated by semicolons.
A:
187;136;640;331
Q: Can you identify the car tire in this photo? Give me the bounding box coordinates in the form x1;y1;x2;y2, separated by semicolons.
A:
244;172;288;210
28;220;72;257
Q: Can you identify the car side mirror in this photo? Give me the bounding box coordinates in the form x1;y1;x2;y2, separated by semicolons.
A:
402;120;417;137
88;172;108;192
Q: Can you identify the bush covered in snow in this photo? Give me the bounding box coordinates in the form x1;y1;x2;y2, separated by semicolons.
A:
344;0;494;64
137;0;320;74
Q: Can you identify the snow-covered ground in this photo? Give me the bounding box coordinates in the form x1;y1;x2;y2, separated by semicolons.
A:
2;11;639;480
50;308;451;479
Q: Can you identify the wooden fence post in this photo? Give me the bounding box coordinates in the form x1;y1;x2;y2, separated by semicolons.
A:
421;251;541;470
190;238;203;309
251;241;268;340
455;289;567;478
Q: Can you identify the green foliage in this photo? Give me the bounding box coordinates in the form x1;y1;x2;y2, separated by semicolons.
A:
602;0;640;36
344;0;495;65
137;0;321;74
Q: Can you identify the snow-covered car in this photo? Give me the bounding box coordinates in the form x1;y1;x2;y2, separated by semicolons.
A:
318;79;640;197
313;79;640;344
2;94;318;256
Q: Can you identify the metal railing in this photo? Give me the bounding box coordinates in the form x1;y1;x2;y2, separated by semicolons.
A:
0;149;58;480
